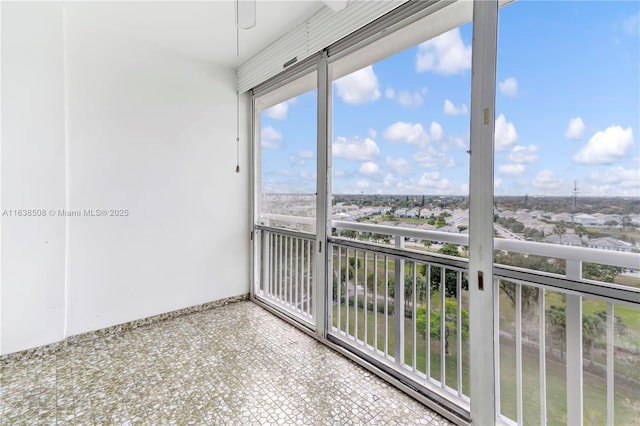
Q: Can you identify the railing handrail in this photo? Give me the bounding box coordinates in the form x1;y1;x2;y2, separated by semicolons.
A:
332;220;640;270
256;217;640;270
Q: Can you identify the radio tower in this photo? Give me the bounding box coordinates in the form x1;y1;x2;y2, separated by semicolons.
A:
572;181;579;211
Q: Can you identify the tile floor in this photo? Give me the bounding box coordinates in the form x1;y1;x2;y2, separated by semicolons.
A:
1;301;453;425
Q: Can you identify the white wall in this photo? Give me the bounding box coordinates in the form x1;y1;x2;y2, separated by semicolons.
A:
1;3;250;354
1;3;67;354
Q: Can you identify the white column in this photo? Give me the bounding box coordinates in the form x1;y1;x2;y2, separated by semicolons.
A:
468;0;499;424
394;235;405;367
566;260;583;426
314;53;330;336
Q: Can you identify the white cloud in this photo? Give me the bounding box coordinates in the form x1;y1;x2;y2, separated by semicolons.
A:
494;114;518;151
443;99;468;116
383;173;396;189
382;121;443;147
264;102;288;120
412;147;455;169
261;126;282;149
532;170;563;193
498;163;525;176
396;91;423;107
368;128;377;139
335;65;381;106
508;145;539;163
417;171;452;191
386;88;423;107
300;170;316;181
449;136;467;150
565;117;585;140
383;122;429;146
430;122;443;141
289;155;305;166
623;12;640;36
355;179;370;189
386;157;411;175
333;136;380;161
494;179;502;190
358;162;380;176
573;125;634;164
589;166;640;190
416;28;472;75
298;150;313;159
498;77;518;97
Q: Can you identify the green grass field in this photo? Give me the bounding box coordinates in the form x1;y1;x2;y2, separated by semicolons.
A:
332;302;640;425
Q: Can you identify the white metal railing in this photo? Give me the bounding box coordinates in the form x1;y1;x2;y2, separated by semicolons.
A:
255;217;640;425
330;219;639;425
255;225;315;325
328;236;471;416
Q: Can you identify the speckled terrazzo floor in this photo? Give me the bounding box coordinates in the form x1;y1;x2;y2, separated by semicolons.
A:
0;300;454;425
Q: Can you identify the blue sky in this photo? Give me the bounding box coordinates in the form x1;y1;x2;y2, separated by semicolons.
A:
261;1;640;197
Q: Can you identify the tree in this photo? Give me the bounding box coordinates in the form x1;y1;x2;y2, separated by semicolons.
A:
416;299;469;355
593;310;627;337
582;313;605;366
341;229;358;239
583;263;623;283
553;222;566;243
428;244;469;297
499;281;539;317
422;240;432;249
546;305;566;360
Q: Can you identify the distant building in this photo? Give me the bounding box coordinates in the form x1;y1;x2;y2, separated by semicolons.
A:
551;213;573;223
544;233;582;247
407;208;420;218
573;213;604;227
587;237;633;252
395;208;408;218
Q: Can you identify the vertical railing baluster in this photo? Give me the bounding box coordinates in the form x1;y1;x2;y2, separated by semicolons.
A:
326;241;332;324
539;287;547;426
374;253;379;353
263;231;270;298
495;278;502;418
278;234;283;302
354;249;359;342
394;236;405;367
412;262;417;371
516;283;523;425
427;264;431;380
289;236;293;306
337;246;342;332
566;259;583;426
364;251;369;348
295;237;299;311
606;302;614;426
441;266;446;388
307;239;311;316
384;255;389;358
346;248;350;337
457;271;463;396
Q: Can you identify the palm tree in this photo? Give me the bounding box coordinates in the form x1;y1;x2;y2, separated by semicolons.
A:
574;224;587;242
553;222;566;244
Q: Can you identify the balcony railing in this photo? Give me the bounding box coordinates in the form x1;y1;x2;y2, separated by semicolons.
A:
254;225;315;326
253;216;640;425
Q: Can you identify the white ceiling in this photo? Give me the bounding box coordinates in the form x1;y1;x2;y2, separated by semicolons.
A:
67;1;326;67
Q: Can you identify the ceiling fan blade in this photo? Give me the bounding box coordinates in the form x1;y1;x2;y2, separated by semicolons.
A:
236;0;256;29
